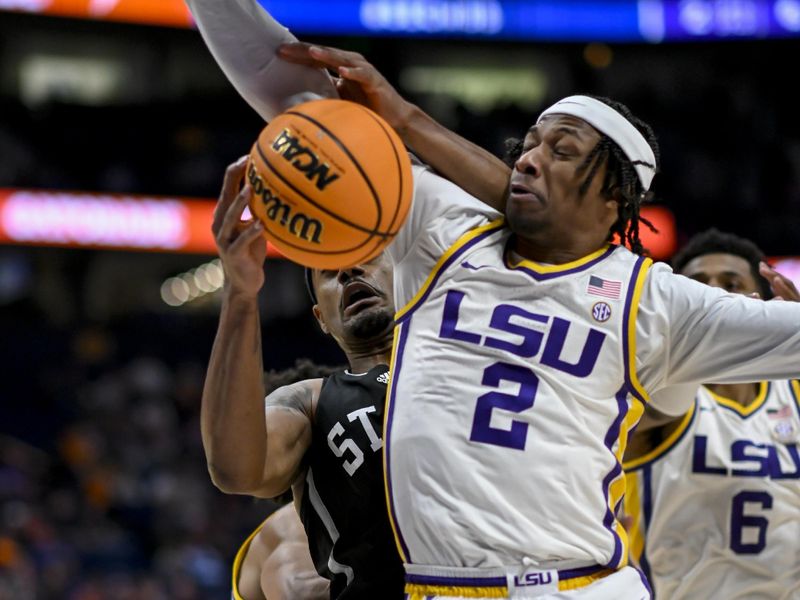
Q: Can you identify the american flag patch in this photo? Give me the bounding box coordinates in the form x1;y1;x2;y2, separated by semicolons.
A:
587;276;622;299
767;406;792;419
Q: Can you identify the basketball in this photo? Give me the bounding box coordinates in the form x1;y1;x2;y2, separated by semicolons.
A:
246;98;413;269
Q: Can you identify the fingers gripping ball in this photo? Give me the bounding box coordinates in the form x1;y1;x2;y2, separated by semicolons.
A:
247;99;412;269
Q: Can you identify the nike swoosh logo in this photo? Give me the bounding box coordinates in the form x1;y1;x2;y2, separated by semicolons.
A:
461;261;491;271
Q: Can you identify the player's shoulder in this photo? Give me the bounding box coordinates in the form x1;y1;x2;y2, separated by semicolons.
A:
267;378;323;399
637;256;730;311
260;504;306;544
265;378;328;418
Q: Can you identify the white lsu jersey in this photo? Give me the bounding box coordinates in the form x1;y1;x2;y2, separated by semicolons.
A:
385;218;651;575
624;382;800;599
383;166;800;598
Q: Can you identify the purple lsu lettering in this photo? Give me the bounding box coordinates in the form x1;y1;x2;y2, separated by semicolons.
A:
438;290;606;378
692;435;800;479
514;572;554;587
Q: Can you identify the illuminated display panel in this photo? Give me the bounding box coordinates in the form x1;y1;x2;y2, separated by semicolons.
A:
0;188;676;259
0;188;280;257
0;0;194;27
2;0;799;40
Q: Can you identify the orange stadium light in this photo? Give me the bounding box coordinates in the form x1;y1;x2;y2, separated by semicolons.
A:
0;188;282;257
5;0;194;28
613;205;677;260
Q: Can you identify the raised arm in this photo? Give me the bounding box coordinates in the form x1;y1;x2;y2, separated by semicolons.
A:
637;264;800;415
277;43;511;211
201;158;312;497
400;103;511;210
185;0;510;211
185;0;337;121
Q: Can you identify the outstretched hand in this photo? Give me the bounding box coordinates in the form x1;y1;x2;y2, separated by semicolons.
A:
277;42;415;133
759;261;799;302
212;157;267;297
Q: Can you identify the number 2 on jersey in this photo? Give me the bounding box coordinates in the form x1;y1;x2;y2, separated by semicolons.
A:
469;362;538;451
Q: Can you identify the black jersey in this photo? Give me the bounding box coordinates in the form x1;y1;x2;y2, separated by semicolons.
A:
299;364;405;599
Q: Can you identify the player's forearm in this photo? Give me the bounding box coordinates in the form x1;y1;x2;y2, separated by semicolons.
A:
201;289;268;493
689;301;800;384
186;0;336;121
398;104;510;212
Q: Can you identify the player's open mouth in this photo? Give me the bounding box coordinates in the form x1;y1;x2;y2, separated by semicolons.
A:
342;281;381;316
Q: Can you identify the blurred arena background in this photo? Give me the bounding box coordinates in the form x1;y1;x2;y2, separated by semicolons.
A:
0;1;798;598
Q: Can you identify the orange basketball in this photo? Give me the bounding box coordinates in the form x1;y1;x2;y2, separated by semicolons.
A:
247;99;412;269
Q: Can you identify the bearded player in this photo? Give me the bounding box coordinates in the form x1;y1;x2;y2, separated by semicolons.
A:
202;158;404;598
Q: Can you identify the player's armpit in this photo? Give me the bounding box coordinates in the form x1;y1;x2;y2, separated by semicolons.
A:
623;404;683;463
637;404;683;432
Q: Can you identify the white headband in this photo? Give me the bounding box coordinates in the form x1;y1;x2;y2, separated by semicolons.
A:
537;95;656;191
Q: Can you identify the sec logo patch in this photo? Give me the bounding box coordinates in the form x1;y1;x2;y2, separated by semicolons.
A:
592;301;612;322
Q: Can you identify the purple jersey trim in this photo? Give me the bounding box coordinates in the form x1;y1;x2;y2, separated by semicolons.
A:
635;564;654;598
396;223;504;325
626;402;699;472
505;244;618;282
621;255;649;404
384;320;412;561
405;563;607;587
405;573;507;587
601;386;629;569
639;464;654;586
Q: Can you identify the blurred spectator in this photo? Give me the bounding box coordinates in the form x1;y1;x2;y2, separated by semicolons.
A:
0;327;274;599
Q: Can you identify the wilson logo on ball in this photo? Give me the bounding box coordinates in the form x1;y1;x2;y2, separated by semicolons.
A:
271;129;341;191
247;162;323;244
247;99;412;270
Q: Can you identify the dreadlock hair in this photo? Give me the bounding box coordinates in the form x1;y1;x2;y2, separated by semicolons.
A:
671;228;773;300
502;96;660;255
